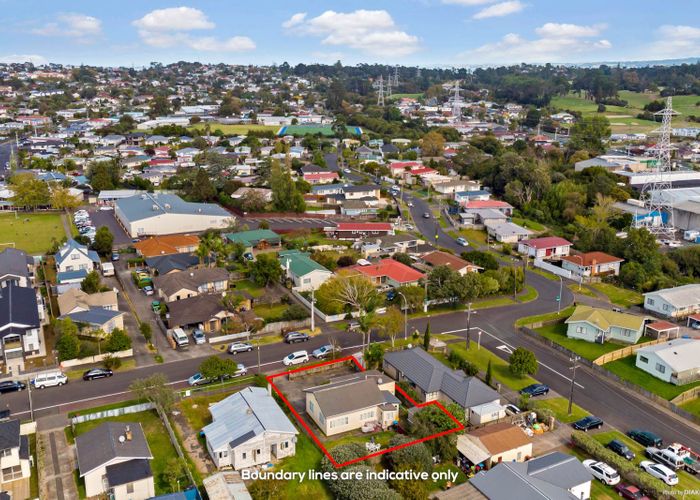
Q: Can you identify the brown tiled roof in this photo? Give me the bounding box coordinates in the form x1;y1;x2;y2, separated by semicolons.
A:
134;235;200;258
561;251;624;267
422;251;478;272
469;422;531;455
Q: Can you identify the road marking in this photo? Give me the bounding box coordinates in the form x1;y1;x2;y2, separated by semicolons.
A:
496;345;513;354
438;326;584;389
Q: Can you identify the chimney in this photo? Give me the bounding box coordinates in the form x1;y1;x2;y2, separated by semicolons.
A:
125;425;132;441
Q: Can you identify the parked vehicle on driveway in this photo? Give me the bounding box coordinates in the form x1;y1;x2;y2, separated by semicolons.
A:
229;342;253;354
284;331;309;344
520;384;549;397
607;439;635;461
192;329;206;345
583;459;620;486
143;285;154;296
639;460;678;485
283;350;309;366
504;404;521;416
614;483;650;500
572;415;603;432
82;368;113;381
627;429;662;448
170;328;189;349
111;252;120;261
312;344;339;359
0;380;25;394
151;301;161;313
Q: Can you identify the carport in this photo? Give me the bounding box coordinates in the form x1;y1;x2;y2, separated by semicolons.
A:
687;314;700;330
645;320;680;339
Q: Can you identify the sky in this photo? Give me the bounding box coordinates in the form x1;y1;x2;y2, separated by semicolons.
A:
1;0;700;67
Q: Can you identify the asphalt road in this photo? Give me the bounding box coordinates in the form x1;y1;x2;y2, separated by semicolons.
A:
0;139;16;180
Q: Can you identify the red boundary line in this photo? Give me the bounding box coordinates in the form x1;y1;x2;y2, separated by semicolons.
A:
267;355;465;468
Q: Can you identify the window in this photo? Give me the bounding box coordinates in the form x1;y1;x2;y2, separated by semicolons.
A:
71;254;79;260
639;356;648;364
647;298;655;306
126;483;134;494
218;451;228;458
309;401;314;413
663;304;670;311
330;416;349;428
242;452;247;460
303;278;311;284
282;441;289;449
0;448;11;458
656;363;666;374
360;410;375;421
1;465;22;481
575;326;584;333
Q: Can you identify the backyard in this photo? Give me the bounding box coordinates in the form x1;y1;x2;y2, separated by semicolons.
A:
534;323;623;361
69;410;189;496
253;303;288;321
590;282;643;308
230;279;265;298
0;212;67;254
603;355;700;400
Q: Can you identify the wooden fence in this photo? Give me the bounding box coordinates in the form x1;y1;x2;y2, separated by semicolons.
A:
592;338;667;366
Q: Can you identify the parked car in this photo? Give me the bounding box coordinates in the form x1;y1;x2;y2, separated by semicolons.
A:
283;350;309;366
284;331;310;344
143;285;154;296
0;380;26;394
312;344;339;359
607;439;635;460
573;415;603;432
343;168;351;174
229;342;253;354
614;484;650;500
520;383;549;397
192;329;206;345
405;224;414;230
639;460;678;485
627;429;663;448
82;368;113;381
31;371;67;389
423;212;431;219
243;252;254;261
407;201;414;207
504;404;521;416
347;321;360;331
151;301;161;313
232;363;248;377
583;459;621;486
188;372;208;386
111;252;120;261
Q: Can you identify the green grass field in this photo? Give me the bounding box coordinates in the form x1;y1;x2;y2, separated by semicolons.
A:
253;303;287;321
518;285;539;303
0;212;67;254
604;355;700;400
510;217;546;232
535;323;622;361
515;305;576;327
443;344;538;391
590;282;643;307
230;279;265;298
189;123;279;135
388;93;423;101
531;397;590;423
680;397;700;418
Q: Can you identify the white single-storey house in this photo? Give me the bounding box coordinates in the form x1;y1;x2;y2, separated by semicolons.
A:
635;338;700;385
279;250;333;291
643;284;700;319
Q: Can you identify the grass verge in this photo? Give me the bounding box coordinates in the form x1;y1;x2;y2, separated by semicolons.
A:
514;305;576;327
590;282;643;307
604;355;700;400
531;397;589;424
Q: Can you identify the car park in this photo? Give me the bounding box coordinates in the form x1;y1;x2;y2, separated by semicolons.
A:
312;344;339;359
627;429;663;448
31;371;68;389
607;439;635;460
572;415;603;431
520;383;549;397
229;342;253;354
613;484;650;500
639;460;678;485
583;459;621;486
82;368;113;381
456;237;469;247
284;331;309;343
192;329;206;345
283;351;309;366
0;380;26;394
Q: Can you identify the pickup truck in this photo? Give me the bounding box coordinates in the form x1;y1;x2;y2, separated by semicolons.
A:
646;446;700;474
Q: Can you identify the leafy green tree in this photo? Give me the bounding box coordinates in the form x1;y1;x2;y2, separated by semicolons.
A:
250;253;283;286
81;271;102;294
104;328;132;352
387;435;433;500
139;322;152;343
411;403;464;461
509;347;538;377
161;458;186;493
88;160;120;191
394;285;425;312
486;359;493;386
463;251;498;271
365;343;385;369
55;318;80;361
130;373;176;412
199;356;240;381
50;186;81;210
9;173;50;209
422;131;446;157
569;115;611;155
269;160;305;212
92;226;114;256
149;95;171;118
188;168;216;202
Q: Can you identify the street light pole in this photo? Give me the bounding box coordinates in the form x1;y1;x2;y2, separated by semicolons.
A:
465;302;473;350
568;355;580;415
310;289;315;333
557;276;563;315
257;339;261;374
513;266;517;300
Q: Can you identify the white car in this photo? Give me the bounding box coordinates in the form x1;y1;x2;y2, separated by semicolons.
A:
283;350;309;366
407;201;414;207
343;168;351;174
456;237;469;247
640;460;678;485
583;460;620;486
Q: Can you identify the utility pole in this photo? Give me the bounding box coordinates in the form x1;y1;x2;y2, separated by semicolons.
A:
568;355;580;415
257;339;261;374
465;302;474;350
27;380;33;422
398;291;408;341
557;276;563;315
310;289;315;333
513;266;517;299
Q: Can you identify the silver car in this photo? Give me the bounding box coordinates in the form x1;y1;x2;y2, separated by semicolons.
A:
229;342;253;354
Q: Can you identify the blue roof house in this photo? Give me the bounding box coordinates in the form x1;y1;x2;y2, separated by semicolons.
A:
55;239;99;282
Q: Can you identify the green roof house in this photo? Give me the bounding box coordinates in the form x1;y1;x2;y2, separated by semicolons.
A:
279;250;332;291
223;229;281;251
565;305;646;344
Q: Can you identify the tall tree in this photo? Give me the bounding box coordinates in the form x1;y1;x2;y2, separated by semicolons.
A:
269;159;305;213
568;115;611;155
92;226;114;256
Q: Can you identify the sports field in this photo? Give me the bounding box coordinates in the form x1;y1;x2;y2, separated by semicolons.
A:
0;212;67;254
189;123;279;135
277;124;362;137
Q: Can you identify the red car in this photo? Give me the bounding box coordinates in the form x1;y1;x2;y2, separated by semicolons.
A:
614;484;650;500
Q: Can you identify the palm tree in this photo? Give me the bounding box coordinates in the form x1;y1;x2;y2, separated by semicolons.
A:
195;241;209;267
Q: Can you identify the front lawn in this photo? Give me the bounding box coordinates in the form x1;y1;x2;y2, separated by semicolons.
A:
325;430;395;450
253;303;287;321
230;279;265;298
535;323;622;361
0;212;66;254
568;283;597;298
530;397;589;424
178;392;235;431
590;282;643;307
680;397;700;418
515;305;576;327
71;410;188;495
459;228;487;245
604;355;700;400
443;344;538;391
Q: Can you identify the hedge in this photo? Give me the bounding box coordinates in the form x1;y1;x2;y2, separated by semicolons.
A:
570;431;672;500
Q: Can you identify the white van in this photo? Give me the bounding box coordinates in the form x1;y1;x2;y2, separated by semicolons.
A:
283;350;309;366
170;328;189;349
31;371;68;389
101;262;115;277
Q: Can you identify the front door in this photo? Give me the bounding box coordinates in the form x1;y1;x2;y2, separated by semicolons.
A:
271;443;277;458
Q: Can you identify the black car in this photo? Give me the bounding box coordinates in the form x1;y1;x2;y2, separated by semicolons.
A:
572;415;603;431
0;380;26;394
607;439;636;461
284;332;310;344
627;429;663;448
520;383;550;397
82;368;114;381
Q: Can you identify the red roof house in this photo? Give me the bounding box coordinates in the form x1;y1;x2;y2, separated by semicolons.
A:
303;171;340;185
328;223;394;240
518;237;572;260
352;259;425;287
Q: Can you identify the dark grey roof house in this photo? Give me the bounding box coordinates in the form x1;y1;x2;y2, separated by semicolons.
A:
0;285;40;340
470;451;592;500
0;248;34;288
0;419;30;484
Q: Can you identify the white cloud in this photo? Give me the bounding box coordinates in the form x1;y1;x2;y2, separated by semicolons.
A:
132;7;255;53
645;25;700;59
283;9;420;57
473;1;525;19
133;7;214;31
0;54;47;64
461;22;611;64
32;13;102;39
443;0;497;5
282;13;307;29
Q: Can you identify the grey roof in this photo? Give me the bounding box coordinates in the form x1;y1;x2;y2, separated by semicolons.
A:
342;184;379;193
636;338;700;372
105;459;152;487
153;267;228;297
203;386;297;452
525;452;593;489
384;348;500;408
76;422;153;476
305;374;395;418
61;308;122;327
167;294;227;327
55;239;100;267
486;221;533;237
0;420;20;451
19;435;28;460
644;284;700;309
115;193;229;223
0;248;31;281
0;285;40;338
145;253;199;275
230;430;257;449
